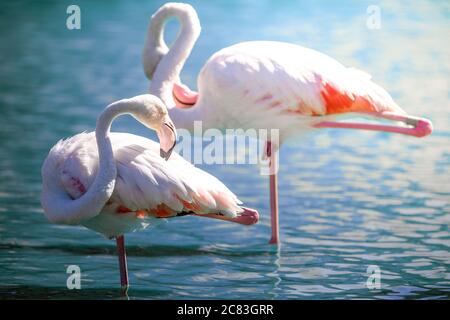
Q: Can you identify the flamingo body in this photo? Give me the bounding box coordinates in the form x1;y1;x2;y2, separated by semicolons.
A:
173;41;407;140
41;94;259;291
144;3;432;244
42;132;249;238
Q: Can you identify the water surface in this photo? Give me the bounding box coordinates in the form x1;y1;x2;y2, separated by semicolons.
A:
0;0;449;299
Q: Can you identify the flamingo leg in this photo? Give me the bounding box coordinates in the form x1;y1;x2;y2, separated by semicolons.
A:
115;235;129;294
267;141;280;245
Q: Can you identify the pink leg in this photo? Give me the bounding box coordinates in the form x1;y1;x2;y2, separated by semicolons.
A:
267;141;280;245
116;235;129;294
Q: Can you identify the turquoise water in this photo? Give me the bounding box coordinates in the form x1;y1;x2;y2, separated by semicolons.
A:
0;0;449;299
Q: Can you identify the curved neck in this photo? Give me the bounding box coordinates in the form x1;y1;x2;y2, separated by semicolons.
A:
148;4;200;103
41;100;145;225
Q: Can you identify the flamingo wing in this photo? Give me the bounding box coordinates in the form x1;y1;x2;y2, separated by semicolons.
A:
111;133;243;217
49;132;243;220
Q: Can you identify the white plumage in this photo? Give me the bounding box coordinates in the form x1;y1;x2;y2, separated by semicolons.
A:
192;41;405;135
41;94;259;290
42;131;243;238
143;3;432;244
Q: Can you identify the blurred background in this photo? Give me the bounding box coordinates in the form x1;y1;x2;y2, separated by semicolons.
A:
0;0;449;299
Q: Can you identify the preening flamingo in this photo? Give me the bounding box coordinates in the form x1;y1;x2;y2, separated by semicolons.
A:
41;94;259;292
142;3;433;244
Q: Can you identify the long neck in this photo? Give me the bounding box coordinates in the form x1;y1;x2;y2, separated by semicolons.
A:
41;100;141;225
148;4;200;103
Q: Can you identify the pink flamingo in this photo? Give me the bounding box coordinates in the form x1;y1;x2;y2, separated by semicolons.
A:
41;94;258;293
142;3;433;244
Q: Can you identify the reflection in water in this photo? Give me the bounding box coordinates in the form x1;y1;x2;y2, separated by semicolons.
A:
266;245;282;299
0;0;449;299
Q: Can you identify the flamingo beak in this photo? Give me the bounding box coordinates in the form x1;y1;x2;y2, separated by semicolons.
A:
172;83;198;108
313;111;433;137
158;121;177;160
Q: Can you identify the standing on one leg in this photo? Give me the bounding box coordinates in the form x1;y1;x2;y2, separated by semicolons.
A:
41;94;259;291
143;3;432;244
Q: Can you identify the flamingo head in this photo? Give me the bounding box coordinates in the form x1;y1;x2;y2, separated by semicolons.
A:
313;82;433;137
127;94;177;160
184;207;260;226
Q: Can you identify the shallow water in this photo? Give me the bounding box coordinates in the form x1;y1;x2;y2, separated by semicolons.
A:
0;0;449;299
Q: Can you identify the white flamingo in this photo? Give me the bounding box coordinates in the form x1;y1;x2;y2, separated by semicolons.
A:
41;94;259;292
142;3;433;244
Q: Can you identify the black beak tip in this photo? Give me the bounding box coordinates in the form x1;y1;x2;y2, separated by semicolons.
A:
160;148;171;161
